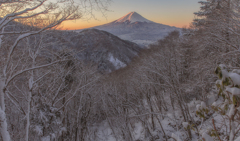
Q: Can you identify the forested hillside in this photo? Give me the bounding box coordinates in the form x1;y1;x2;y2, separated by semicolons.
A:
0;0;240;141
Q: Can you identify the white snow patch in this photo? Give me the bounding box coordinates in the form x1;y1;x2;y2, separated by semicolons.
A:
228;73;240;86
222;69;229;79
226;87;240;96
221;69;240;86
171;133;182;141
108;53;127;69
202;132;213;141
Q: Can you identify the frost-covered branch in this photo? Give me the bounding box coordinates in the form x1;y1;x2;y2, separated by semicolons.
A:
0;0;46;29
6;59;70;87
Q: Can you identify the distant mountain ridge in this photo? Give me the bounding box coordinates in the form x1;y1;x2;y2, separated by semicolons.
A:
79;12;180;47
70;29;142;73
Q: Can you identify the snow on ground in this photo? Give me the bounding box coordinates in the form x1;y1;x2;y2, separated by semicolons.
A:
90;110;200;141
92;121;117;141
86;92;231;141
132;122;145;140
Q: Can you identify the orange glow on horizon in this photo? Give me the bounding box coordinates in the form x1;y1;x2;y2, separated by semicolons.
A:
59;21;100;30
57;0;200;30
60;20;192;30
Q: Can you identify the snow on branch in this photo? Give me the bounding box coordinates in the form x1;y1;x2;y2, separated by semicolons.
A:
4;14;75;77
56;76;101;112
5;59;70;87
0;0;46;29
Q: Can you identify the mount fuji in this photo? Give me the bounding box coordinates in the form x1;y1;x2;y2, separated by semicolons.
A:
87;12;180;47
112;11;154;24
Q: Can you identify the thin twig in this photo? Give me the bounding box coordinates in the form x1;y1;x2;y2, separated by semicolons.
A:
212;118;222;141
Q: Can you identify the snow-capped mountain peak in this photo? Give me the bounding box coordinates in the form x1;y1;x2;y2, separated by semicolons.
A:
113;12;153;24
79;12;180;46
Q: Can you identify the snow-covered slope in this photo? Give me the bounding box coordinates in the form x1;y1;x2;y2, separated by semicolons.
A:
78;12;180;47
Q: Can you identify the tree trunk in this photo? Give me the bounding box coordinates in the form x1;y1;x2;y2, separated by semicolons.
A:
26;73;33;141
0;80;11;141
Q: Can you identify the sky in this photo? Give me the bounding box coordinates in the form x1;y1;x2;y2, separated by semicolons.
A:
61;0;201;30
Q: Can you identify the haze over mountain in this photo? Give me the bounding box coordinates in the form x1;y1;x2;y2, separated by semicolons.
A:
83;12;180;46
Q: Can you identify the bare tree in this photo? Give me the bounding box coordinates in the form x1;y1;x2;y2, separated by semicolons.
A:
0;0;111;140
